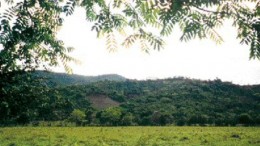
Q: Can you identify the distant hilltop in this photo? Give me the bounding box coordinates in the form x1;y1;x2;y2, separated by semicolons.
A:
33;70;127;86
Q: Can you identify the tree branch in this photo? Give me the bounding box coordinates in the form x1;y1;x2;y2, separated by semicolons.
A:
191;5;223;14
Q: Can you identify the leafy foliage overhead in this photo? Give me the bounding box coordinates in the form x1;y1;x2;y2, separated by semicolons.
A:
0;0;260;74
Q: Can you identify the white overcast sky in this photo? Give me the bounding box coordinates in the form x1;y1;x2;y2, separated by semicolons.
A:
1;2;259;85
54;7;260;85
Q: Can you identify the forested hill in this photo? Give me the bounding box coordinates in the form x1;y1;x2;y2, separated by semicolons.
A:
1;72;260;126
33;71;127;86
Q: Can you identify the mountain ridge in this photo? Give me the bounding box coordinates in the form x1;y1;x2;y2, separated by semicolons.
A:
34;70;260;87
33;70;127;86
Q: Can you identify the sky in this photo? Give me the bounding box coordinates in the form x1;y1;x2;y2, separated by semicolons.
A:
1;2;259;85
55;7;260;85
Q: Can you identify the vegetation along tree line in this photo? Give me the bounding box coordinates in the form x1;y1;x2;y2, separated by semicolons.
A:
0;72;259;126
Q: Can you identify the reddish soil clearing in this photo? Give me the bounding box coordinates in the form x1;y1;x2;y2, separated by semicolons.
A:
87;95;120;109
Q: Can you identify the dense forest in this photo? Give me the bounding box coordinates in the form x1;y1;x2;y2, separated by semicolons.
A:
1;71;260;126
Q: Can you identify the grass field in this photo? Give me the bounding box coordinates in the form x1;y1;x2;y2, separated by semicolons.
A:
0;127;259;146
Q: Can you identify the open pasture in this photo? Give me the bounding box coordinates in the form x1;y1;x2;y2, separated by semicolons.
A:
0;127;259;146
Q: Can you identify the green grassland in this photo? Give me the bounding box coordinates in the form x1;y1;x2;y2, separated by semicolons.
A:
0;127;259;146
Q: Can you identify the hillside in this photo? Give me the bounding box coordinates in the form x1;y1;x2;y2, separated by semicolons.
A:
1;73;260;126
54;78;260;126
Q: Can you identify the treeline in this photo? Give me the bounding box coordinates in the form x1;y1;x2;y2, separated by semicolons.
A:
0;72;260;126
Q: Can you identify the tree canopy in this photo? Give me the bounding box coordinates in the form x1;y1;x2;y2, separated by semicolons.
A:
0;0;259;74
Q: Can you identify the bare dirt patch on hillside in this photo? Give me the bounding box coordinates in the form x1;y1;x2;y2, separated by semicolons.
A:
87;95;120;109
